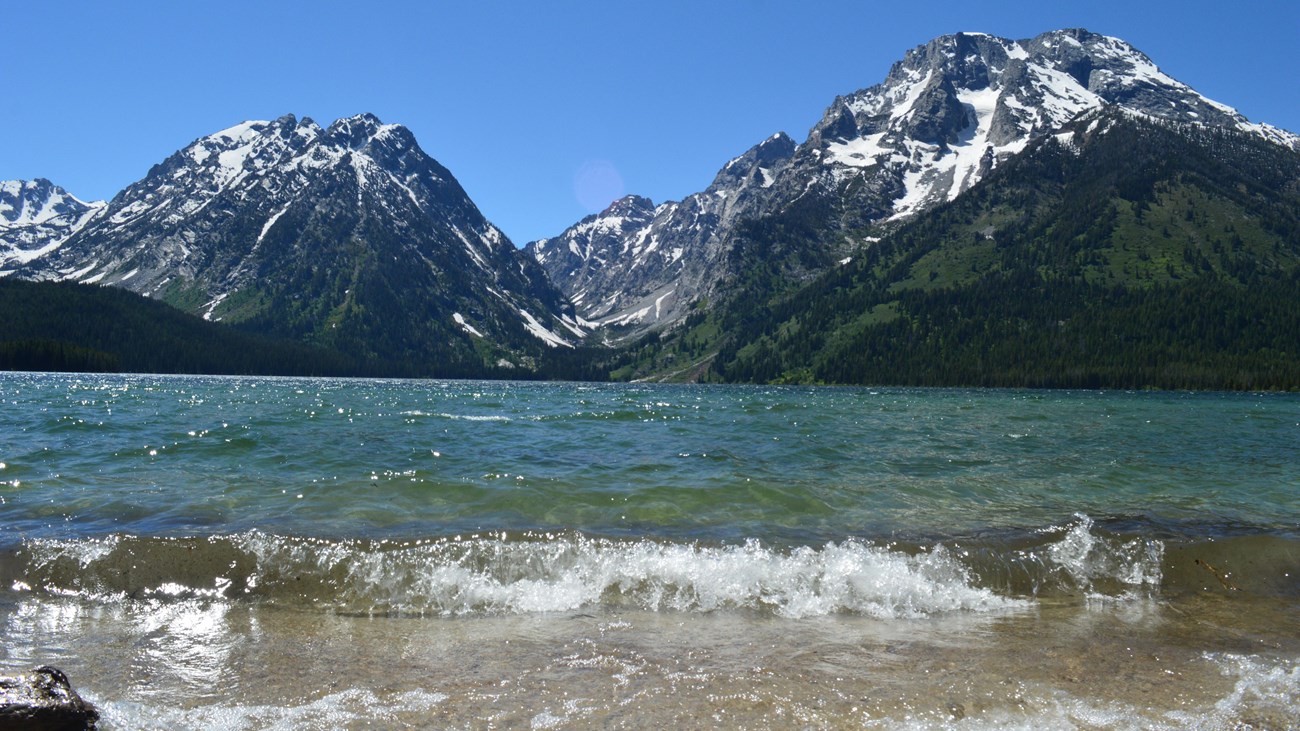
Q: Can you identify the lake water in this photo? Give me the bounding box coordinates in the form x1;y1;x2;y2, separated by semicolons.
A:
1;373;1297;728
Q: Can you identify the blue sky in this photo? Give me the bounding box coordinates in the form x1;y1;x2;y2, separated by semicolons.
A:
3;1;1297;245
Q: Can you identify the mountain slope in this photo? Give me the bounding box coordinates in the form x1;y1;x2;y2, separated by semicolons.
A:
532;28;1300;338
0;278;374;377
9;114;581;372
702;111;1300;389
527;133;797;335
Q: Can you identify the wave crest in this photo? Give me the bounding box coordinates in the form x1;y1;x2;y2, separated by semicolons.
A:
11;532;1023;619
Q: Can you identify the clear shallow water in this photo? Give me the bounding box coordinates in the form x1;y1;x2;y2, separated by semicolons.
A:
1;373;1297;728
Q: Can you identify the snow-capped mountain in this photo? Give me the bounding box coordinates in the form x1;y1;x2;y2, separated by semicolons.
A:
526;132;796;330
9;113;580;365
528;194;657;323
0;179;104;272
794;29;1297;221
531;28;1300;336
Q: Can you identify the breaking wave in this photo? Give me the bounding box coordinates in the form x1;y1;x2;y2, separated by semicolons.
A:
6;516;1296;618
8;532;1018;619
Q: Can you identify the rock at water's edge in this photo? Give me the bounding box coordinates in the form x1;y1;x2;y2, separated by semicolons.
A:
0;665;99;730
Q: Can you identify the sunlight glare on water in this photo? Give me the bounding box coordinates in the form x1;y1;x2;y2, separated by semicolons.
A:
1;374;1298;728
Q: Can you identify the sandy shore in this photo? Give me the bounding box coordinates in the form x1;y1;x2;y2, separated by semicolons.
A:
3;591;1296;728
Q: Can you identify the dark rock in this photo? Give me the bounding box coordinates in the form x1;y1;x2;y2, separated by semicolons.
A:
0;666;99;731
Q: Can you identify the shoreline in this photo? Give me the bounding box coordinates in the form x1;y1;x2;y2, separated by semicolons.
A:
5;594;1296;728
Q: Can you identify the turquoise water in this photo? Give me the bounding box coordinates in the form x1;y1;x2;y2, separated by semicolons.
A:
5;375;1296;542
1;373;1297;728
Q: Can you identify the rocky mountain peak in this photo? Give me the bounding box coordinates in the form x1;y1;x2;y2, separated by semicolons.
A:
603;194;656;218
799;28;1300;222
324;112;391;150
525;193;661;310
711;133;796;190
0;179;105;270
0;179;98;228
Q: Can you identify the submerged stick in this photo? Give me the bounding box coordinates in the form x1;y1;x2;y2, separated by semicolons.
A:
1194;558;1239;592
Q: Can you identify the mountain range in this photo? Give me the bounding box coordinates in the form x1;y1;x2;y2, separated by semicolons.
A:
526;29;1298;339
699;108;1300;389
3;28;1299;386
4;113;581;374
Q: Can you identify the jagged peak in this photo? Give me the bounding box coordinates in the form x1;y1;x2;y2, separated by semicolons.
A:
327;111;381;128
327;113;388;147
194;113;420;154
561;194;656;232
1032;28;1141;54
0;179;103;228
1;178;56;206
753;131;797;163
713;131;796;188
895;30;1022;70
603;194;656;216
188;114;316;155
205;116;287;143
1;178;50;193
207;119;271;142
816;26;1297;154
309;114;425;161
875;28;1163;94
759;131;795;147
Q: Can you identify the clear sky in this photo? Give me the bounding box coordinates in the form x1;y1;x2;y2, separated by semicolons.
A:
3;1;1297;245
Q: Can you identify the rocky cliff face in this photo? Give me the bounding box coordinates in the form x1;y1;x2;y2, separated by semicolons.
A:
0;179;104;272
526;132;796;335
531;28;1300;338
6;114;581;365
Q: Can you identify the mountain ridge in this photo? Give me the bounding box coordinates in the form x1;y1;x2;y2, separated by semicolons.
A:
528;28;1299;339
621;107;1300;388
4;113;582;373
4;27;1299;386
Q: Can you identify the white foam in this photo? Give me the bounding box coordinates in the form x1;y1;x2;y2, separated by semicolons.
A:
1198;653;1300;726
234;533;1025;619
26;534;122;568
435;413;509;422
1043;514;1164;597
91;688;449;731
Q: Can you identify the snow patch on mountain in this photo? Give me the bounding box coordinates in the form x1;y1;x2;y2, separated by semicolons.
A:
257;205;290;245
517;308;571;348
453;312;483;338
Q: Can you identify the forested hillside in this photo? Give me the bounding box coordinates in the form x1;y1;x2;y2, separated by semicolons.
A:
1;279;374;376
618;112;1300;390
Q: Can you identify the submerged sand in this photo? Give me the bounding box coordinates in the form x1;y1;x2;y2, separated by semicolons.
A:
3;592;1296;729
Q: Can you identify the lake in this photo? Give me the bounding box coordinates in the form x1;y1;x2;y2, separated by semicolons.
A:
1;373;1296;728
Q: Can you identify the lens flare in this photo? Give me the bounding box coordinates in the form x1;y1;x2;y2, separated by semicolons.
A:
573;159;625;213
